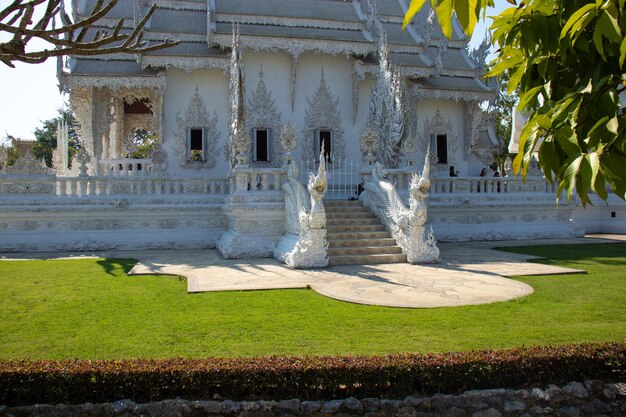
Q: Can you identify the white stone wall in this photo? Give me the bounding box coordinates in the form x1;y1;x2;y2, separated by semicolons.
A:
163;68;231;178
0;195;227;253
573;194;626;234
414;99;467;176
159;51;377;177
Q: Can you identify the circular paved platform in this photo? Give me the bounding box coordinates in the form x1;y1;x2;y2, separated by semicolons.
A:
123;238;600;308
6;236;620;308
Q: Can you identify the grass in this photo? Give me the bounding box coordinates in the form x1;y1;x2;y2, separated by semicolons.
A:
0;243;624;359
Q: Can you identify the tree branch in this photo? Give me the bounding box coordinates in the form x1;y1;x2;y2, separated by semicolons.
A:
0;0;180;68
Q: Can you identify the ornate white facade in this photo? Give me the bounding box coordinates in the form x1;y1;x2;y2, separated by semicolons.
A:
0;0;600;258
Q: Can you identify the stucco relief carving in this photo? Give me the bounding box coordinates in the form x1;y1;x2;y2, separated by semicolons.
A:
246;67;282;166
366;30;407;168
174;86;219;170
54;240;120;252
419;107;460;165
68;75;166;94
140;56;230;73
414;85;493;103
3;183;54;194
212;34;375;60
454;214;504;224
0;152;54;176
302;69;344;162
464;101;483;160
70;87;94;159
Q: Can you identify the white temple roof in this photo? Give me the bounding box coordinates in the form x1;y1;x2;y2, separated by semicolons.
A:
66;0;490;97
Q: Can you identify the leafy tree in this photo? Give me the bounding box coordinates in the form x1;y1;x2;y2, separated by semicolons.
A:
489;71;518;173
129;129;158;159
404;0;626;204
0;135;23;169
32;108;79;167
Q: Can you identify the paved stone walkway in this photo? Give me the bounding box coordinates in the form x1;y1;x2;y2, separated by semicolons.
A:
3;235;624;308
126;235;625;308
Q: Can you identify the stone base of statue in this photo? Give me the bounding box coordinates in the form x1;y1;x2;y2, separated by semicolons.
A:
406;226;440;263
273;228;329;268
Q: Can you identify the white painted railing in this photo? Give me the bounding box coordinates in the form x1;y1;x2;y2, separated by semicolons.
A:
0;176;230;197
230;167;286;193
0;173;555;198
360;171;555;195
99;159;153;177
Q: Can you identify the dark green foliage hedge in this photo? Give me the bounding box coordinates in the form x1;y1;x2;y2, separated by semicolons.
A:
1;342;624;406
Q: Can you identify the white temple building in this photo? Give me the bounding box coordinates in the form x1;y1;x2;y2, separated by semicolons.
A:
1;0;620;262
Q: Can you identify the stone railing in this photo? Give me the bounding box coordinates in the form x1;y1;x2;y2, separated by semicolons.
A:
230;167;286;193
0;176;230;197
99;158;154;177
361;170;556;195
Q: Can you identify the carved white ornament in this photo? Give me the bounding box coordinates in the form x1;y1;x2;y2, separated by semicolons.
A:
413;84;494;103
274;148;328;268
68;75;166;94
366;30;407;168
246;66;282;166
1;152;54;176
419;107;460;165
360;126;379;164
226;26;247;168
211;33;375;60
464;101;484;160
174;86;219;170
280;122;297;153
364;152;439;264
302;69;344;162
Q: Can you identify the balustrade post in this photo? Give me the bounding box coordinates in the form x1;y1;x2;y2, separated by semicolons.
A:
261;173;269;191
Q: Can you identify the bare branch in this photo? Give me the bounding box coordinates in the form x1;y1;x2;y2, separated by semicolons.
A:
0;0;180;67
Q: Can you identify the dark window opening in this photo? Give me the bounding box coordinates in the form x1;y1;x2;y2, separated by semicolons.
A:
124;99;152;115
611;211;616;218
255;129;269;162
319;130;332;162
189;128;203;161
436;134;448;164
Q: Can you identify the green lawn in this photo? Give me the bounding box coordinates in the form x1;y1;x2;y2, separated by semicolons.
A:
0;243;624;359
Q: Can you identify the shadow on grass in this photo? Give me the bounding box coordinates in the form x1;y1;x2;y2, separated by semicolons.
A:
498;243;626;264
96;258;138;276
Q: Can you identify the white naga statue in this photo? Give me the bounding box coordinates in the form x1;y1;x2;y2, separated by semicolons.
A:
273;147;328;268
364;151;440;263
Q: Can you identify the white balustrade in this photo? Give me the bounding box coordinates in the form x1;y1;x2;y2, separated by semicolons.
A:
0;171;555;199
231;167;286;193
99;159;153;177
0;176;230;197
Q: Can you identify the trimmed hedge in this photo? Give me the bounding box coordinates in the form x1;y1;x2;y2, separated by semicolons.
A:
0;342;624;406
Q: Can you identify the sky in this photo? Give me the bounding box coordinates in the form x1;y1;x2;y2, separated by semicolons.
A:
0;0;511;143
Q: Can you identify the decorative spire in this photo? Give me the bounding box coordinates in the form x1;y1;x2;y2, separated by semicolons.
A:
227;23;248;168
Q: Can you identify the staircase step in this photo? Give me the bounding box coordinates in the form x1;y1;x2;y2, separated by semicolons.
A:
327;217;380;226
325;200;363;206
328;237;397;248
327;231;392;240
324;200;406;266
326;224;387;233
328;245;404;256
324;211;376;219
329;253;408;266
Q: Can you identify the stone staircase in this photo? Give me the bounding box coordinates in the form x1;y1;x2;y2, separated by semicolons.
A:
325;200;407;266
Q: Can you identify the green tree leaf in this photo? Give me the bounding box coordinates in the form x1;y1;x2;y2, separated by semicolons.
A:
436;0;455;39
402;0;429;29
